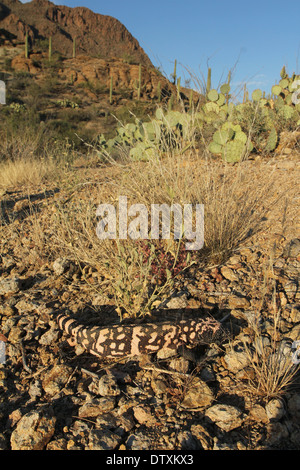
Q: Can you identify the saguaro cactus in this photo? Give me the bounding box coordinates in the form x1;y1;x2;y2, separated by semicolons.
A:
206;68;211;96
25;31;29;59
177;77;181;101
137;63;142;100
49;36;52;61
172;59;177;84
73;37;76;58
109;75;113;104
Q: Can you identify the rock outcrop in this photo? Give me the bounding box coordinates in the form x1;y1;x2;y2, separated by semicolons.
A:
0;0;152;66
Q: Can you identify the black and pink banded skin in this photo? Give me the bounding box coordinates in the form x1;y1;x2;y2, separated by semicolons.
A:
57;313;222;359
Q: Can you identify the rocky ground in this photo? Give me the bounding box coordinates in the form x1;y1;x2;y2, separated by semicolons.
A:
0;152;299;451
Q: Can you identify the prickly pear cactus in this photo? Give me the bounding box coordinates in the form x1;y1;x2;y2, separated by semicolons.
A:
209;121;252;162
222;139;247;163
265;127;278;152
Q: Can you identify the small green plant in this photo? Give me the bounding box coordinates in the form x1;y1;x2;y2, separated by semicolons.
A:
9;102;27;113
56;99;79;109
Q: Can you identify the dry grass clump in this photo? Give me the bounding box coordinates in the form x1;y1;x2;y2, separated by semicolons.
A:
46;142;284;318
114;150;280;265
0;123;77;190
229;245;299;402
241;302;299;402
0;156;57;190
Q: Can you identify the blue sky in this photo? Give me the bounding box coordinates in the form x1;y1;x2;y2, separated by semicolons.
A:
22;0;300;99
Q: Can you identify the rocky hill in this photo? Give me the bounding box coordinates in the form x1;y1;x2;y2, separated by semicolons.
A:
0;0;198;147
0;0;152;65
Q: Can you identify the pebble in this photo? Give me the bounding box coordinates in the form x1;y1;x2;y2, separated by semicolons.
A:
10;407;56;450
126;432;153;450
248;405;269;423
223;348;249;373
176;431;199;450
133;405;156;425
220;266;239;282
180;377;214;409
165;293;188;309
95;373;121;397
265;399;285;421
42;364;74;395
228;295;251;309
0;276;21;295
283;238;300;259
78;397;116;418
88;428;122;450
39;327;60;345
53;258;71;275
205;404;244;432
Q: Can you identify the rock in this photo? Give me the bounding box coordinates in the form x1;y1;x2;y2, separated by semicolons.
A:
10;407;56;450
1;0;152;67
248;405;269;423
283;279;298;300
176;431;199;450
78;397;116;419
223;348;249;373
39;327;60;345
133;406;156;425
15;299;40;313
205;404;244;432
165;293;188;309
126;432;153;450
286;323;300;341
114;411;135;435
0;304;15;317
181;377;214;410
46;438;68;450
53;257;71;275
220;266;239;282
95;374;121;397
28;380;42;401
266;422;289;446
0;276;21;295
42;364;73;395
282;304;300;323
265;399;285;421
190;424;213;450
88;428;122;450
151;378;167;396
283;239;300;259
228;295;250;309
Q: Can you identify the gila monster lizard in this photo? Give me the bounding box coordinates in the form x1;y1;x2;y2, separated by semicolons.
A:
57;313;222;359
